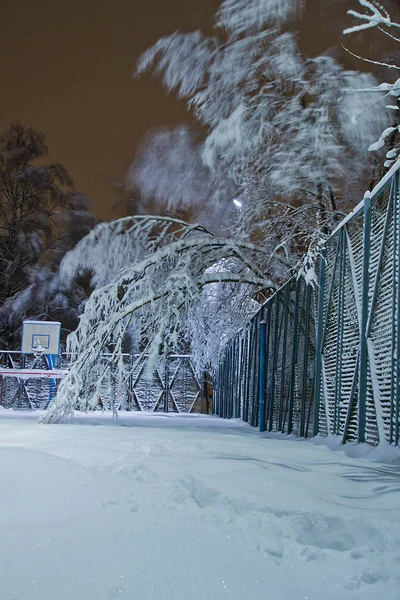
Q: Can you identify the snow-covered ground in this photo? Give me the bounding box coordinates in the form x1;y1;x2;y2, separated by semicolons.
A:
0;409;399;600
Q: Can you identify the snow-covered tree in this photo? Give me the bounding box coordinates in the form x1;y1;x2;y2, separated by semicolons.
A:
41;0;394;423
42;215;276;422
128;127;210;214
185;259;261;374
343;0;400;168
127;125;238;231
135;0;388;278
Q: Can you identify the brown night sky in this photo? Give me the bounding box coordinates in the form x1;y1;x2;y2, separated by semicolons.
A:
0;0;398;221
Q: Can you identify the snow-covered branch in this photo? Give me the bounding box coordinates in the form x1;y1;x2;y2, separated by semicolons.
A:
42;216;276;423
343;0;400;167
343;0;398;35
135;0;390;274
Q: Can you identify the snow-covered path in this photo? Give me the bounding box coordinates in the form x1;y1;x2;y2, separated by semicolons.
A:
0;410;399;600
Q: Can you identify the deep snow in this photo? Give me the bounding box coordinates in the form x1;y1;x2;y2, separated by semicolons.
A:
0;409;399;600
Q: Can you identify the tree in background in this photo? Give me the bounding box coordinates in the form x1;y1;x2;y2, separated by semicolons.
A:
0;123;97;348
343;0;400;168
135;0;389;281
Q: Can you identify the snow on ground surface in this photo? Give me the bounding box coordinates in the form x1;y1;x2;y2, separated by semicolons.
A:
0;409;400;600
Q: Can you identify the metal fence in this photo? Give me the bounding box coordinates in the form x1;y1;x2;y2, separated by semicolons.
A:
0;351;204;413
214;163;400;446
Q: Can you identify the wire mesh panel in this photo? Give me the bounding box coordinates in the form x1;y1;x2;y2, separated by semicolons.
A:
316;171;400;445
0;352;21;408
0;351;61;410
214;163;400;446
214;277;317;437
168;356;202;413
128;355;165;411
317;225;363;442
0;351;202;414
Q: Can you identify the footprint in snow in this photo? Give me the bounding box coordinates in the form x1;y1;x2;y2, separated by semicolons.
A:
344;567;390;590
256;537;285;564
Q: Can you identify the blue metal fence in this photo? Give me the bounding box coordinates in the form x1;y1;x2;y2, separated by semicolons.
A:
214;162;400;446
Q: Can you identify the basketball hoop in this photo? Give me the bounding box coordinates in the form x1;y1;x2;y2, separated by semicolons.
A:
33;343;46;359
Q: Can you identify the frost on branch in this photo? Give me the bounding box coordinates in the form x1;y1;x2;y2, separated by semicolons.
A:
42;216;276;423
127;127;210;212
127;126;237;232
137;0;390;278
343;0;400;166
186;259;261;373
216;0;304;34
297;245;320;288
343;0;397;35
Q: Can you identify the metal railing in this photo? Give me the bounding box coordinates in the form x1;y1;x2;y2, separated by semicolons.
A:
0;351;205;413
214;162;400;446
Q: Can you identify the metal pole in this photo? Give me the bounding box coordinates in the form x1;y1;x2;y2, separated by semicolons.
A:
244;330;251;423
18;354;26;409
259;321;267;432
287;278;301;435
300;283;312;438
359;194;372;443
239;337;245;421
314;245;326;436
128;354;134;411
334;230;346;435
251;318;260;428
278;284;290;432
390;183;397;444
268;294;280;432
395;172;400;446
164;356;169;412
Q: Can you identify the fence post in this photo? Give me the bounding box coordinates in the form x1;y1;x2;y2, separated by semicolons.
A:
128;354;134;411
268;294;280;432
46;354;57;408
288;278;301;435
259;321;267;432
314;245;326;436
18;353;26;409
164;356;170;412
300;283;312;438
278;284;290;432
359;194;372;444
395;172;400;446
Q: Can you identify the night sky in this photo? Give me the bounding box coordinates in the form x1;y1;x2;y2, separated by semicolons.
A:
1;0;398;221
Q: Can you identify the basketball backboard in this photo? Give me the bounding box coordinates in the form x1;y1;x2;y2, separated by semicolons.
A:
21;321;61;355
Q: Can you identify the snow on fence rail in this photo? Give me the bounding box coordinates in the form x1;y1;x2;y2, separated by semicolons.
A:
214;161;400;446
0;351;204;413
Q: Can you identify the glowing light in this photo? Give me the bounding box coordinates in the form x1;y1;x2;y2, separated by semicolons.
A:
233;198;242;208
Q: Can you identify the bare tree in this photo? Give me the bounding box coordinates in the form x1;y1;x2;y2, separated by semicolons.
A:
0;123;96;348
